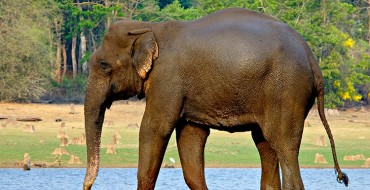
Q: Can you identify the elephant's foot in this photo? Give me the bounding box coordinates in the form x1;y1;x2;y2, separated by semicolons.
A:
137;175;156;190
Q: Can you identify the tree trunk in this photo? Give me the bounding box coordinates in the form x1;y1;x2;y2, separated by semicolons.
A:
368;0;370;47
80;33;88;74
90;30;96;51
105;0;111;29
48;29;54;73
54;46;62;84
53;18;62;84
75;0;86;75
72;36;78;78
62;44;67;81
321;0;327;24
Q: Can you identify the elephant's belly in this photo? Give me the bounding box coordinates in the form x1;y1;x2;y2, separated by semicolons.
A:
181;89;264;131
182;109;260;132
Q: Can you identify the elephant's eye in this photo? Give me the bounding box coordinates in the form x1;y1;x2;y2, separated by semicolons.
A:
100;62;111;71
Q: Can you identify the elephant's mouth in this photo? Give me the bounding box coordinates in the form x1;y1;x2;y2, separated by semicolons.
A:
110;90;135;101
107;83;139;104
108;90;134;103
102;97;113;110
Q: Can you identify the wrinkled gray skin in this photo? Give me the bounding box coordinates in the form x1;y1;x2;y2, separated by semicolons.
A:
84;8;348;190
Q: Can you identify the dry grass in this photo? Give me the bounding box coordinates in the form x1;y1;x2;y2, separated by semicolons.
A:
0;101;369;168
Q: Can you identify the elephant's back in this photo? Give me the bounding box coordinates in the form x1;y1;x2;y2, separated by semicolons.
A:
185;8;285;39
179;8;314;80
178;9;313;80
175;9;317;128
191;8;280;26
181;8;307;64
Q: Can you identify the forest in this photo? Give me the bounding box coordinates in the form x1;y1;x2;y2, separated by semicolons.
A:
0;0;369;108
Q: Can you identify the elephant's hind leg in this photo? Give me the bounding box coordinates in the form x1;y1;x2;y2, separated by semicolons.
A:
273;140;304;190
252;126;281;190
264;115;305;189
176;121;210;190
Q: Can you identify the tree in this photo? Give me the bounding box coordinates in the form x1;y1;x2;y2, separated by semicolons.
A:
0;0;57;102
53;18;63;84
1;0;368;106
301;0;370;107
158;0;194;9
159;0;202;20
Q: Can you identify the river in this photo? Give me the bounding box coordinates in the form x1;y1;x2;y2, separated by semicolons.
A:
0;168;368;189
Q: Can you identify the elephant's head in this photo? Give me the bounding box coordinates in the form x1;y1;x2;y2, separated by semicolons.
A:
83;23;158;190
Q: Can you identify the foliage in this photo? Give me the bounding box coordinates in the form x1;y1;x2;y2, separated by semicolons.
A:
290;0;370;108
60;75;88;103
159;0;202;20
1;0;369;107
47;75;88;103
0;0;57;102
158;0;193;9
192;0;370;108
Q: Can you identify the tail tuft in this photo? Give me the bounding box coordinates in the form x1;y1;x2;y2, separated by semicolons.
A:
337;172;349;187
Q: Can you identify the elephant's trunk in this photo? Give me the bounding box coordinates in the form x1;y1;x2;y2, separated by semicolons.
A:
83;79;110;190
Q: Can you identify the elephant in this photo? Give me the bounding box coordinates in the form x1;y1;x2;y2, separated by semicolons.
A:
83;8;348;190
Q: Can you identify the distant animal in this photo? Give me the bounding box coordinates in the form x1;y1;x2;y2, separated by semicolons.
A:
83;8;348;190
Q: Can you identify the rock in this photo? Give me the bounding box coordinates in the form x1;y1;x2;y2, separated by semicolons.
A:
163;163;174;168
362;158;370;168
60;137;68;146
68;154;82;164
57;131;68;138
60;122;66;129
106;144;117;154
343;154;366;161
106;120;115;126
304;121;311;127
127;123;139;129
51;148;70;155
23;125;35;132
314;153;328;164
315;135;327;146
69;103;75;114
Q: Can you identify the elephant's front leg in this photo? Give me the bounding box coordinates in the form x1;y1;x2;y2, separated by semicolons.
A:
137;100;182;190
176;121;210;190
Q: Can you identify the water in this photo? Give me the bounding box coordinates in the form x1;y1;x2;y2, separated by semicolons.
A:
0;168;368;190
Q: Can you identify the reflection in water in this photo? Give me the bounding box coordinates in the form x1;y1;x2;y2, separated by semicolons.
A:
0;168;368;189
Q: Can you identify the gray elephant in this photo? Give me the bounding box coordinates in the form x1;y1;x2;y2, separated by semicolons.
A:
83;8;348;190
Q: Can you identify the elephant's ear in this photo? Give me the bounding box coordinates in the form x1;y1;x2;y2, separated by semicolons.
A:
129;29;158;79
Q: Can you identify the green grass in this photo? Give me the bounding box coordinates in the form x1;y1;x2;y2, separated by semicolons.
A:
1;124;369;169
1;103;369;169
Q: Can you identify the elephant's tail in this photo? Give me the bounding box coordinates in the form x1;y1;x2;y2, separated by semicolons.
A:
315;77;349;186
306;43;349;187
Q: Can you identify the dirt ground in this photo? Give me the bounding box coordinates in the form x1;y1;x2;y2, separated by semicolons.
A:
1;101;368;129
0;100;145;126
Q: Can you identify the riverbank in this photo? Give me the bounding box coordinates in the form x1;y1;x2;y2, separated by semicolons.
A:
1;101;369;169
